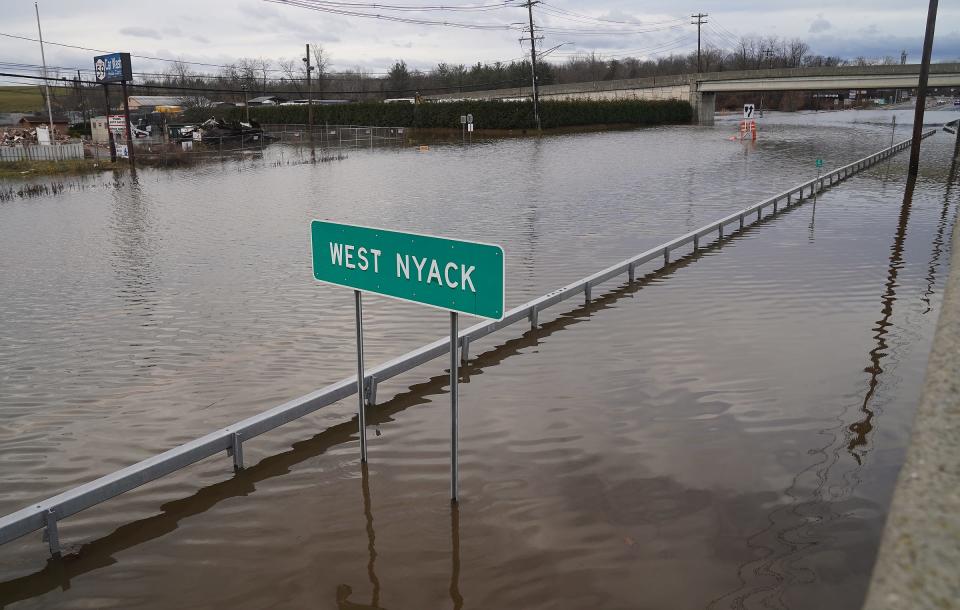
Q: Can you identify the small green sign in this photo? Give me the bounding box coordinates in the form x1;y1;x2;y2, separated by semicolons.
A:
816;158;823;168
311;221;505;319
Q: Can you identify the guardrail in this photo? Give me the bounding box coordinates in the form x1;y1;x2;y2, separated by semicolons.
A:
0;130;936;557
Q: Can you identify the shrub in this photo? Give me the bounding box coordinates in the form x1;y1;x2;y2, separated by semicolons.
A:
189;99;692;130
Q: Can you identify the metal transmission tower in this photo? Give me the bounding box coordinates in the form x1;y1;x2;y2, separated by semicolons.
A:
691;13;708;73
521;0;542;131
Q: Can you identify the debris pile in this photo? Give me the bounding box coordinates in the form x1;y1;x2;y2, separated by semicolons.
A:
2;128;71;146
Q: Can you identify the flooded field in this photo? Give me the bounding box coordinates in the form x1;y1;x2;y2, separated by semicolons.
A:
1;108;958;609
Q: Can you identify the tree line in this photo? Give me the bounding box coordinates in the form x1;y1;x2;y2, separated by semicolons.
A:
124;34;914;105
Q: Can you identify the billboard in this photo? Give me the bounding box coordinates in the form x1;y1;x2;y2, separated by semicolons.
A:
93;53;132;83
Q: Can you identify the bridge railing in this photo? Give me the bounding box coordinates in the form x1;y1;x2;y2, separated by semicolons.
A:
0;130;936;557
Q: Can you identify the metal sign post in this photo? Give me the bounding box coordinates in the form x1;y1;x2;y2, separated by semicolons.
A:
354;290;368;462
311;221;504;500
102;84;116;162
450;311;459;501
94;53;133;167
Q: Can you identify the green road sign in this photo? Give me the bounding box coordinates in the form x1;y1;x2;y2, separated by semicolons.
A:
311;220;505;319
816;158;823;168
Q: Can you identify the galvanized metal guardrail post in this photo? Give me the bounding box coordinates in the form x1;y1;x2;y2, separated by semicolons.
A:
0;130;936;556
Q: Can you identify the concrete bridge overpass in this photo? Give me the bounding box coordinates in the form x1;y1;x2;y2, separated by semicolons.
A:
426;63;960;126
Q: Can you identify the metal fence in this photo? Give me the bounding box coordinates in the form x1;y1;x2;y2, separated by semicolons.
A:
261;124;406;149
0;130;935;557
104;125;405;165
0;142;83;162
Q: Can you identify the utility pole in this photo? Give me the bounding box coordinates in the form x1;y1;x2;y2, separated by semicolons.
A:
242;84;250;123
304;44;313;134
34;2;56;143
691;13;708;73
524;0;542;131
908;0;939;178
762;47;775;69
103;83;116;162
121;78;135;168
76;69;88;134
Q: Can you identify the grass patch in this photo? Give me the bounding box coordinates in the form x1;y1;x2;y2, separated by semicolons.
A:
0;86;45;113
0;159;117;179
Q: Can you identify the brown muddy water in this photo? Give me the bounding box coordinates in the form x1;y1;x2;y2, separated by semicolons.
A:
0;109;958;609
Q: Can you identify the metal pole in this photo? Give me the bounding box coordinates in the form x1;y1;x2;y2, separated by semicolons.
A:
908;0;939;178
103;83;116;163
34;3;56;143
450;311;459;503
355;290;368;462
121;79;135;168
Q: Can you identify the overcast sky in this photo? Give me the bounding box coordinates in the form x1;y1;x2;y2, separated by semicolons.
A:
1;0;958;83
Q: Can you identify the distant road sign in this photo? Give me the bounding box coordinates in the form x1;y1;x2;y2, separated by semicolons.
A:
816;158;823;168
468;123;474;133
460;115;467;124
743;103;755;119
93;53;132;83
311;221;504;319
467;114;473;124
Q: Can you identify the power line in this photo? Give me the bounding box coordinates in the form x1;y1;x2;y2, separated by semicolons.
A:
554;35;696;60
263;0;521;11
264;0;520;29
537;3;686;28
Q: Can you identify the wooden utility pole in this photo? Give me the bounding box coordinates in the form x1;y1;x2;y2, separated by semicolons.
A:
908;0;939;178
121;79;135;168
691;13;708;73
524;0;541;131
304;44;313;133
103;83;116;162
34;3;56;142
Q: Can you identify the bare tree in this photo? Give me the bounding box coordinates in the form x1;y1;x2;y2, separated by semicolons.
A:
278;58;304;95
311;44;331;98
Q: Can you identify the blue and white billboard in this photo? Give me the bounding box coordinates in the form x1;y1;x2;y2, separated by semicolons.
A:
93;53;132;83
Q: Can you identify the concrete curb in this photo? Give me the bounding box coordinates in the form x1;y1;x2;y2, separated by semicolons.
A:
862;176;960;608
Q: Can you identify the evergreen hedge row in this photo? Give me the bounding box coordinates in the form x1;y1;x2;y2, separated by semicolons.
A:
205;99;692;130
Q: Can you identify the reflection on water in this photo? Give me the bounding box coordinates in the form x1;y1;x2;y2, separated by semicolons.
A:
707;150;958;609
0;114;957;609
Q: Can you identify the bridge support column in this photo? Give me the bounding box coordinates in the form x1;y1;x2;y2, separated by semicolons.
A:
690;91;716;126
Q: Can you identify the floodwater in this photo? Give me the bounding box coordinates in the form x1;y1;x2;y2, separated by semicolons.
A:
1;108;958;609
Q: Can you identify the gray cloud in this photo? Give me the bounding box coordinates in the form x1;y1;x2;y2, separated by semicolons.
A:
119;26;162;40
0;0;956;76
810;14;832;34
